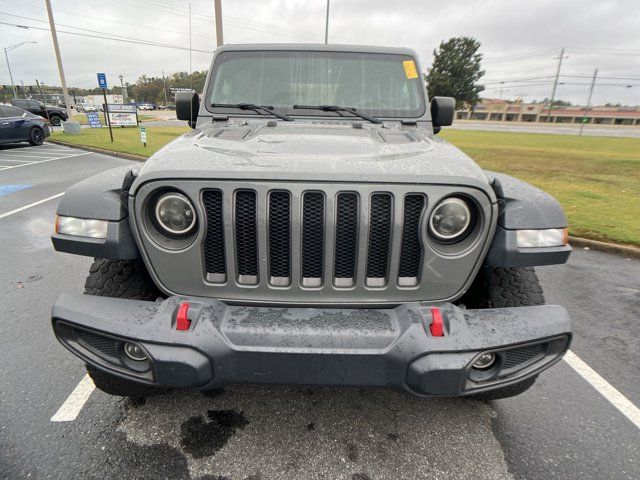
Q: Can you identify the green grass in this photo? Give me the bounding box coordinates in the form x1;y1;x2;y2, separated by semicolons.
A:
53;126;640;246
441;130;640;247
51;126;189;157
71;113;161;125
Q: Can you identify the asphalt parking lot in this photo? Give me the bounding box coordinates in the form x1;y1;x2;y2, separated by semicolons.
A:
0;143;638;480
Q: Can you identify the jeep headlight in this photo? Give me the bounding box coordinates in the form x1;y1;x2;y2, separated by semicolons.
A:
516;228;568;248
55;215;108;239
429;197;472;241
153;192;196;236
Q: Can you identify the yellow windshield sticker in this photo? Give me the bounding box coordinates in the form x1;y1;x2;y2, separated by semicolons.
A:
403;60;418;79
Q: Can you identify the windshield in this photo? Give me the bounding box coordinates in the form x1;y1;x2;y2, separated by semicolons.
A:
207;50;426;119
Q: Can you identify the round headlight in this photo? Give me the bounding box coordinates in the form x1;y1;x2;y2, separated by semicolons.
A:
429;197;472;241
154;192;196;236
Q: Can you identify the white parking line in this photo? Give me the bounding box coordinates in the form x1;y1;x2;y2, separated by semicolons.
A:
0;192;64;219
564;350;640;429
0;152;71;158
50;375;96;422
0;152;90;171
0;158;36;164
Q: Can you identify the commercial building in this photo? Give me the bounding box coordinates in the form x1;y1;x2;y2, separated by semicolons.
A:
457;99;640;126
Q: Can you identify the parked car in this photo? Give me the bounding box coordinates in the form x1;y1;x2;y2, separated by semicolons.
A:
0;104;51;145
10;98;68;126
137;103;156;111
79;104;97;113
51;44;572;401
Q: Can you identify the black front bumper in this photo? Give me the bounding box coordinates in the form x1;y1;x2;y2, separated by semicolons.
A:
52;294;571;396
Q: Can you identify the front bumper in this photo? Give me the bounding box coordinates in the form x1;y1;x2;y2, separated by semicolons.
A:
52;294;571;396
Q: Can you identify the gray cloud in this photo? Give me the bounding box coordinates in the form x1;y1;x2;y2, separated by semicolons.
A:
1;0;639;105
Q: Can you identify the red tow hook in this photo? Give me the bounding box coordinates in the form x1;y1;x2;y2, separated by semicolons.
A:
429;307;445;337
176;302;191;331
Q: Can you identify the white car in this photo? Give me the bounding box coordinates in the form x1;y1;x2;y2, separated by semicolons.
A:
81;104;97;112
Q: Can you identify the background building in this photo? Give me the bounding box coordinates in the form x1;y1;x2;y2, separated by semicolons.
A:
457;99;640;125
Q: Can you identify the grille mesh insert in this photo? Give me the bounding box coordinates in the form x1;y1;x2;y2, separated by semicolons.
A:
302;192;325;281
503;344;546;369
202;190;226;278
78;330;118;357
398;195;425;279
235;190;258;279
366;194;392;280
269;191;291;280
334;193;359;280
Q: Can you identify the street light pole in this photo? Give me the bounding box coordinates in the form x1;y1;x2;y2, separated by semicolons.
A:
119;74;127;103
3;41;37;99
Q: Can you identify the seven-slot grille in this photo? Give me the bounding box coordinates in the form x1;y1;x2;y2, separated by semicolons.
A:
202;188;427;289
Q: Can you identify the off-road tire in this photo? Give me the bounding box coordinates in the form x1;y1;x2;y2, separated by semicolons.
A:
28;126;45;146
459;267;545;401
49;114;62;126
84;258;163;300
84;258;165;397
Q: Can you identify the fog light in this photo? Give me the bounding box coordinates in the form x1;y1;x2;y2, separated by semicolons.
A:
123;342;148;362
472;352;496;370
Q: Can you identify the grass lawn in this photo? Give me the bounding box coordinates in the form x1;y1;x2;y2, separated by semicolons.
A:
441;130;640;247
71;113;161;125
52;126;640;246
51;126;189;157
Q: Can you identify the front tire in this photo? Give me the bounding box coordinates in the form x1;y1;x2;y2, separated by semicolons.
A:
49;114;62;126
28;126;45;146
459;267;545;400
84;259;164;397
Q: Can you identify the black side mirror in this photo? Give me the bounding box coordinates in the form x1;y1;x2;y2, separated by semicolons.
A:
430;96;455;132
176;90;200;128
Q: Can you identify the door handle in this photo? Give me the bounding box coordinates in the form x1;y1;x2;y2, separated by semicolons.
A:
1;122;9;125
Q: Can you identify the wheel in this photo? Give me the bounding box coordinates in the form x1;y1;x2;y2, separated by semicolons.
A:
84;259;165;397
49;114;62;126
28;126;45;146
458;267;545;400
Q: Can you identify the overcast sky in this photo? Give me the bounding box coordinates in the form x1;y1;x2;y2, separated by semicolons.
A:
1;0;639;105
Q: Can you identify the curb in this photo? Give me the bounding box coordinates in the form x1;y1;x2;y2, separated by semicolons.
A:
569;236;640;259
47;140;147;162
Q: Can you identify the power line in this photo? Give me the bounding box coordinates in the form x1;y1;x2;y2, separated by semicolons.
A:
0;20;214;54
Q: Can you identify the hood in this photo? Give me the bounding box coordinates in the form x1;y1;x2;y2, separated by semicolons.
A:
134;121;490;192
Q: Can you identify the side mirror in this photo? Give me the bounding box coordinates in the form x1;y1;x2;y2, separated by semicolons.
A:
430;96;455;132
176;90;200;128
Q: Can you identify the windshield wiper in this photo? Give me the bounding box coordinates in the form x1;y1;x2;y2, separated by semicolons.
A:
211;103;293;121
292;104;382;124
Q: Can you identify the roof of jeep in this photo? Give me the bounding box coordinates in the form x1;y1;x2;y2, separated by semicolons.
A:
214;43;418;56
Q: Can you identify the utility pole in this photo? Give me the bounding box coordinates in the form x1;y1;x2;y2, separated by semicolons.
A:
45;0;74;112
324;0;330;44
214;0;223;47
579;68;598;137
162;70;168;105
545;47;568;122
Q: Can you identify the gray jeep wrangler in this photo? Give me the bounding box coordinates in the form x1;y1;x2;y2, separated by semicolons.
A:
51;44;572;400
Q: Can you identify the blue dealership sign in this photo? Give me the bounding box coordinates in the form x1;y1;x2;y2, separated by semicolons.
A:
86;111;102;128
97;72;108;89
